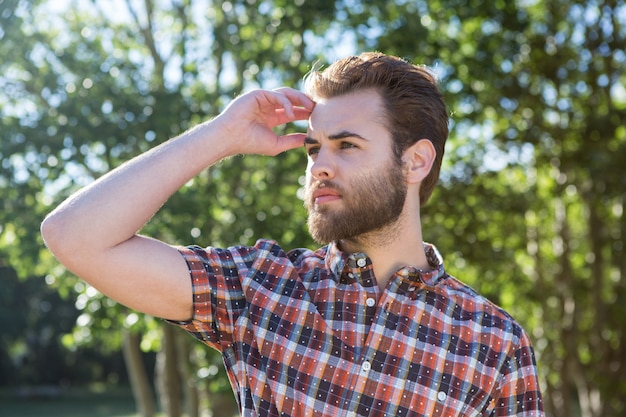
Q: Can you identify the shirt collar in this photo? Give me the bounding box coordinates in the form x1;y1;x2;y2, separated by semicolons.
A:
324;241;446;287
325;241;350;278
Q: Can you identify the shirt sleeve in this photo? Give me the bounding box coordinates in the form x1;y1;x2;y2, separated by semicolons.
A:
167;244;255;351
491;330;545;416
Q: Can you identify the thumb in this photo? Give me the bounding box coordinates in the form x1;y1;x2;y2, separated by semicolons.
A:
267;133;307;156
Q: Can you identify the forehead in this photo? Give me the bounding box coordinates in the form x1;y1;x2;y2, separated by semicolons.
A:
307;89;388;138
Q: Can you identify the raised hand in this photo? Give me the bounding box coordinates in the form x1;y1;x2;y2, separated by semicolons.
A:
212;87;315;157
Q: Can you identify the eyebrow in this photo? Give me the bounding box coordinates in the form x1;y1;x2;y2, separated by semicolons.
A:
304;130;368;144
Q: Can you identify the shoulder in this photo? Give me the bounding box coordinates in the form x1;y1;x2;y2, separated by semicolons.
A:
423;243;529;340
180;239;287;263
179;239;326;270
442;275;528;342
286;244;327;265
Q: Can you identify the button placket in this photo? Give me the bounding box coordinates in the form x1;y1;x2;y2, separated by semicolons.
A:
342;354;373;416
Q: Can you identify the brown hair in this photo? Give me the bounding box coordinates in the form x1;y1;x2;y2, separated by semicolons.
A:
304;52;448;205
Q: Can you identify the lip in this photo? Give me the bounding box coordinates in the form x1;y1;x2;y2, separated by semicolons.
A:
312;188;342;204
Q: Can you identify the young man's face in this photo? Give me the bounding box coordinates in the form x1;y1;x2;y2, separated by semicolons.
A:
303;89;407;243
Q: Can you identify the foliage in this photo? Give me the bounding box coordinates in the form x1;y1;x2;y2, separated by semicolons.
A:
1;0;625;416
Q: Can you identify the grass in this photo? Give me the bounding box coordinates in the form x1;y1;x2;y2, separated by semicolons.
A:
0;385;139;417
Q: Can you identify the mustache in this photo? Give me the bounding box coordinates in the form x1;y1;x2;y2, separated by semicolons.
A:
307;180;343;193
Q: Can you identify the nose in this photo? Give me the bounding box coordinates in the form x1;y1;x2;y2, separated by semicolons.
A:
309;147;335;180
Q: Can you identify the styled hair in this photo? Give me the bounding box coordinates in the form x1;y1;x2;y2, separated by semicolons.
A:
304;52;448;205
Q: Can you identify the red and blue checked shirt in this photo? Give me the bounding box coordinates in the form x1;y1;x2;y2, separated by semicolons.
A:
171;239;544;417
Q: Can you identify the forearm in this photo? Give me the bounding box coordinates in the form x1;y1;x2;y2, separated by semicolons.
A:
41;120;230;260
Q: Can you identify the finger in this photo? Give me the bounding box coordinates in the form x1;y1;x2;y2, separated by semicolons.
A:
292;106;314;121
271;91;296;119
273;106;313;125
273;107;311;126
273;87;316;111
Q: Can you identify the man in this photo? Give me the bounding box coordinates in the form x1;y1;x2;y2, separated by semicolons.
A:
41;52;544;416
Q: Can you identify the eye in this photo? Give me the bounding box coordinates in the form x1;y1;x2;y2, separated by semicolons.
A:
306;146;320;157
340;142;357;149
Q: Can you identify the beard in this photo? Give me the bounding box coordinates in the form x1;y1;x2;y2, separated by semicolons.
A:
304;159;407;245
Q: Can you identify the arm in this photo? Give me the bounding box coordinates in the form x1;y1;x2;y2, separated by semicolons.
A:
41;88;314;321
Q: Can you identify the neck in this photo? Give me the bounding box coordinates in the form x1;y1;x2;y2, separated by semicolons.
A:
339;210;428;291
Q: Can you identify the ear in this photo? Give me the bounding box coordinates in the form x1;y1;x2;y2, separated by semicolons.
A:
402;139;436;184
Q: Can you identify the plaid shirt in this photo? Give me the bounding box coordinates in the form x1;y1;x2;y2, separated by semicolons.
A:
171;239;544;417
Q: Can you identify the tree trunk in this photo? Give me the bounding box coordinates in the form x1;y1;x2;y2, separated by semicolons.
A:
122;329;156;417
156;324;183;417
177;332;200;417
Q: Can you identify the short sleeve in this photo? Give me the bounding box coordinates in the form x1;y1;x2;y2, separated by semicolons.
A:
167;244;253;351
491;330;544;416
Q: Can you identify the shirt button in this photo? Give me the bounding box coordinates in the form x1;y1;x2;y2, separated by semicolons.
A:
357;258;367;267
437;391;447;402
366;297;376;307
361;361;371;373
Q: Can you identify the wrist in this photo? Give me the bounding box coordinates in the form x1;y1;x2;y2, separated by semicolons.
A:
181;116;242;163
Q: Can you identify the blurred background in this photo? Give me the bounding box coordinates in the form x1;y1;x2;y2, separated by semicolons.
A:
1;0;624;416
